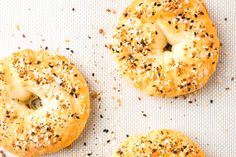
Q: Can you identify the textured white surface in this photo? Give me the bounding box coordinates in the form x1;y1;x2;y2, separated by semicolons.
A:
0;0;235;157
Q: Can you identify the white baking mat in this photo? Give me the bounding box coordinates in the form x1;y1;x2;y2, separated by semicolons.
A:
0;0;235;156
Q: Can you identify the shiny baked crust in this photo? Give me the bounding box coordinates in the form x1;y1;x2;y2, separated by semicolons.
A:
0;49;90;157
113;129;206;157
111;0;220;97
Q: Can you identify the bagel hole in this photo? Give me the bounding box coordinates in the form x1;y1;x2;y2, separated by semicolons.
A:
164;43;172;51
25;95;42;110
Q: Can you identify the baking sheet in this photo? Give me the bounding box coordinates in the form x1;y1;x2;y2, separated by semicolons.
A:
0;0;235;156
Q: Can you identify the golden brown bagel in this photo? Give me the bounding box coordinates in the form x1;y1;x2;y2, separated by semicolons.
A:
113;129;205;157
112;0;220;97
0;50;90;157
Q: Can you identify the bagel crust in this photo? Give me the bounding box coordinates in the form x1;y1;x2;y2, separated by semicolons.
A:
112;0;220;97
113;130;206;157
0;50;90;156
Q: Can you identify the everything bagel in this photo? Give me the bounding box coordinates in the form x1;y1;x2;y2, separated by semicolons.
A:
113;129;205;157
112;0;220;97
0;50;90;156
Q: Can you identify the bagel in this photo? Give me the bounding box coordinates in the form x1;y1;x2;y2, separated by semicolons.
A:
113;129;205;157
111;0;220;97
0;50;90;156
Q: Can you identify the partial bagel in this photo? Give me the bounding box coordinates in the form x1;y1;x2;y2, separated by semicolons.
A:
113;129;205;157
112;0;220;97
0;50;90;156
